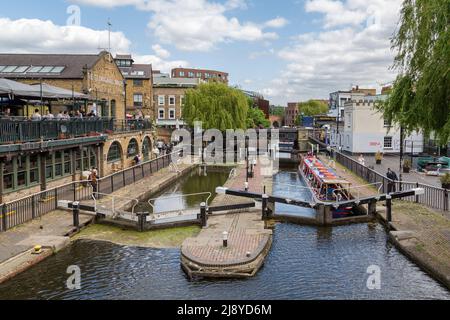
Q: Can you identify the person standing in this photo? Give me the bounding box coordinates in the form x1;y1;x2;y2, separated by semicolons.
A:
386;168;398;193
358;154;366;166
89;168;98;198
31;109;42;121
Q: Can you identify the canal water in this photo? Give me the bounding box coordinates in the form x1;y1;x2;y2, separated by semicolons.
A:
0;170;449;300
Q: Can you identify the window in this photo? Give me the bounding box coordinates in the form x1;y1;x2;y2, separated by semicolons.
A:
54;151;63;178
158;95;165;106
50;66;65;73
45;153;53;180
188;72;194;77
134;94;143;107
197;72;202;77
169;96;176;106
127;139;139;158
16;156;27;187
29;155;39;185
2;66;18;73
169;108;176;119
40;66;54;73
107;142;122;163
12;66;29;73
158;108;165;119
28;66;43;73
3;159;13;190
133;79;143;87
0;66;5;72
384;137;393;149
180;71;185;77
64;152;71;175
180;96;185;106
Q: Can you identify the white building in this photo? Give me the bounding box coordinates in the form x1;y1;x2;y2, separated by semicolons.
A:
331;93;423;154
328;90;351;121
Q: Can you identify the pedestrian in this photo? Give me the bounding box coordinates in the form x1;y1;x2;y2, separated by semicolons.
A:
1;108;11;119
358;154;366;166
56;111;64;120
386;168;398;193
44;110;54;120
31;109;42;121
89;168;98;198
134;154;141;165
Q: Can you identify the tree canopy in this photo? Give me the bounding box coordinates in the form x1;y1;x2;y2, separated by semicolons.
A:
377;0;450;144
270;105;286;116
182;82;249;131
298;100;329;116
246;104;271;128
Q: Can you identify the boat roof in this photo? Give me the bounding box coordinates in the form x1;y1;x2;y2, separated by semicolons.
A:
303;156;350;185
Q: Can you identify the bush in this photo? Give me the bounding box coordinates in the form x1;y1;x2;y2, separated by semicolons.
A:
440;173;450;185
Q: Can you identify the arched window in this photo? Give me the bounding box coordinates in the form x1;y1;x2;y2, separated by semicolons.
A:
107;142;122;163
111;100;116;119
142;137;151;161
127;139;139;158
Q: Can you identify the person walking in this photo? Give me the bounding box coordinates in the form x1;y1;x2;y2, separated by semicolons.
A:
358;154;366;166
89;168;98;198
386;168;398;193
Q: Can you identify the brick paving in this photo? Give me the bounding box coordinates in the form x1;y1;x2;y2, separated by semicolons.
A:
183;163;272;267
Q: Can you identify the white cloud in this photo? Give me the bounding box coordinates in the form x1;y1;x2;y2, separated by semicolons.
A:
0;17;189;73
151;44;171;59
262;0;402;104
264;17;289;29
72;0;286;51
0;18;131;54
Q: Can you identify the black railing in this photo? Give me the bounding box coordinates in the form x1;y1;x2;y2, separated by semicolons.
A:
0;118;153;144
0;152;173;232
328;142;450;212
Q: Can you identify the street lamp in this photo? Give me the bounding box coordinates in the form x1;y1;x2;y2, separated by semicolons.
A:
245;136;249;183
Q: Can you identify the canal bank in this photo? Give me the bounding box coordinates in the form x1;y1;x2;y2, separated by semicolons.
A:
325;153;450;290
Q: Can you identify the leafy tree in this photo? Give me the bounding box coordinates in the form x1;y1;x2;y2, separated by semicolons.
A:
182;83;249;130
246;104;271;128
270;105;286;116
377;0;450;144
298;100;329;116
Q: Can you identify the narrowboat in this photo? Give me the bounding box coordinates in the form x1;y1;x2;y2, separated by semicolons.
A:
299;154;355;218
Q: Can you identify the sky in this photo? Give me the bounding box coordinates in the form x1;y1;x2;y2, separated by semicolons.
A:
0;0;403;105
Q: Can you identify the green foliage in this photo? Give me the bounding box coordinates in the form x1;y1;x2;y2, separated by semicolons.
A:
377;0;450;144
298;100;329;116
441;173;450;185
182;82;249;131
246;106;271;128
270;105;286;116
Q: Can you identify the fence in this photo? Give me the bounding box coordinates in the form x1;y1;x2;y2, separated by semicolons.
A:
0;153;173;232
334;147;449;212
0;118;152;144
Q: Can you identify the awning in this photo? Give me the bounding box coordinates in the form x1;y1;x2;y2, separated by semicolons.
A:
0;78;89;100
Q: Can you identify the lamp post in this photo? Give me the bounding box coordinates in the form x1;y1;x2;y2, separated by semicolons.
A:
245;136;249;183
399;126;404;191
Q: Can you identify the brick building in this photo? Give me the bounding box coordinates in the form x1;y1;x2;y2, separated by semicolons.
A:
0;51;125;119
171;68;228;84
285;102;299;127
114;54;154;119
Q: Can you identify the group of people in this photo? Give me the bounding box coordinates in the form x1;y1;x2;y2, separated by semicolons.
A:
155;140;174;156
31;109;98;121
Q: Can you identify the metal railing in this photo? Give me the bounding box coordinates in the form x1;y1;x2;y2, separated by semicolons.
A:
0;118;152;144
0;152;178;232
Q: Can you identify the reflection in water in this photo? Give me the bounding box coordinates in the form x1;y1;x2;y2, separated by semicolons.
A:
135;168;230;214
0;169;449;300
273;171;316;218
0;223;449;300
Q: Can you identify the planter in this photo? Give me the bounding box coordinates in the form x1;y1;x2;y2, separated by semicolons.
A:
403;167;411;173
442;183;450;190
376;160;382;165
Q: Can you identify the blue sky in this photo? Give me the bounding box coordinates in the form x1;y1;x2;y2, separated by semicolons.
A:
0;0;402;105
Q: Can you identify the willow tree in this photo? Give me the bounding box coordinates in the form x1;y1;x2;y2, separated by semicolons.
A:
182;82;249;131
378;0;450;144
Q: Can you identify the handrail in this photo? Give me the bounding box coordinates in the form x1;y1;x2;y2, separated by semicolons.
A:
147;192;213;215
332;182;383;204
93;192;139;218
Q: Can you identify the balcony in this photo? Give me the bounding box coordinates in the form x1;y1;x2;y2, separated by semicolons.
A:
0;118;153;144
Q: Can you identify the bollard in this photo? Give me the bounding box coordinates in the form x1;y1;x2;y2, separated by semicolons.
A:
223;231;228;248
386;195;392;222
200;202;207;227
137;212;149;232
72;201;80;229
262;194;269;220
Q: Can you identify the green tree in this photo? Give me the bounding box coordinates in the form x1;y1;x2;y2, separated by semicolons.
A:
270;105;286;116
246;104;271;128
298;100;329;116
377;0;450;144
182;83;249;130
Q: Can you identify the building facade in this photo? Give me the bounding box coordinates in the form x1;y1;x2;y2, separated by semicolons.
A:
0;51;126;119
285;103;299;127
114;54;154;119
171;68;229;84
334;93;423;154
329;87;377;121
242;90;270;119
